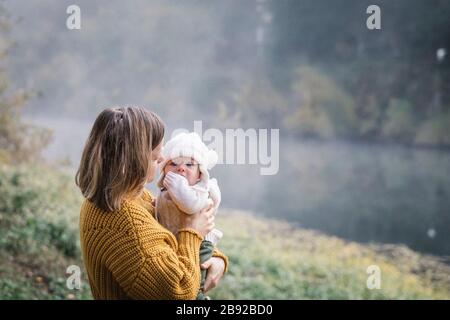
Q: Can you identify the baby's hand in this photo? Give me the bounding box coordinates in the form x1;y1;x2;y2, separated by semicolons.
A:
163;171;188;191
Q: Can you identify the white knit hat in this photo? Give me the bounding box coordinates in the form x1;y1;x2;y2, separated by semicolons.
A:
157;132;218;189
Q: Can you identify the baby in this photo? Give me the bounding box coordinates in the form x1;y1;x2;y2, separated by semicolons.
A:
155;132;223;300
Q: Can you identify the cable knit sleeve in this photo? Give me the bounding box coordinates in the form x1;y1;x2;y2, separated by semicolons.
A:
212;247;229;274
113;203;203;300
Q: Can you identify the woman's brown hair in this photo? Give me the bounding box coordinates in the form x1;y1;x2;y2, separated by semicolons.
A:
75;106;164;212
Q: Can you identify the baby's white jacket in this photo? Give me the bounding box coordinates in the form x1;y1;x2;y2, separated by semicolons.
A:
156;172;223;244
163;171;221;214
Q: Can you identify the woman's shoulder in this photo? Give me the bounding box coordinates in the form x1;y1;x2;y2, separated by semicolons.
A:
79;199;133;236
121;190;157;222
80;193;155;230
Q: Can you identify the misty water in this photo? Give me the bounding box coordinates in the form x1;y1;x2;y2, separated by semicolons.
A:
31;116;450;256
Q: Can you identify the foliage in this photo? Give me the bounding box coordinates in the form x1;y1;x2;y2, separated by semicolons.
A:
4;1;450;146
269;0;450;124
415;111;450;146
0;164;91;299
213;74;287;129
0;9;52;165
1;164;449;300
381;99;417;143
285;66;358;139
212;211;450;299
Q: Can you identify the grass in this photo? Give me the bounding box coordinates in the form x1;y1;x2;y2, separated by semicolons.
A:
0;163;449;299
211;212;450;299
0;163;91;299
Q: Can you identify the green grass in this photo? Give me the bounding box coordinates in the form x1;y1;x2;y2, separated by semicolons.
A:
0;164;91;299
0;164;449;299
211;212;450;299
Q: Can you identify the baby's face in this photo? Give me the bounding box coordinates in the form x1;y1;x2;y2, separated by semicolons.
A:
164;156;201;186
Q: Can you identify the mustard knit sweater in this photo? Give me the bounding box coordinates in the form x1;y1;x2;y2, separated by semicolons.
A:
79;189;228;300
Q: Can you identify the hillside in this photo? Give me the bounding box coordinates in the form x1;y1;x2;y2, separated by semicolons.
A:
0;164;449;299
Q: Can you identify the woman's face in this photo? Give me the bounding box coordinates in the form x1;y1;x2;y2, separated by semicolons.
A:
147;141;164;183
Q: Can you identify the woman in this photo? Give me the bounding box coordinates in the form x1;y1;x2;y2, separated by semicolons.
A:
75;106;227;299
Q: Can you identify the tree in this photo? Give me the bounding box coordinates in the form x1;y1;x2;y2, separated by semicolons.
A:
0;6;51;164
268;0;450;144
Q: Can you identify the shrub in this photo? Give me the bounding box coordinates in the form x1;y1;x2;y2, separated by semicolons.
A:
415;111;450;146
381;99;416;143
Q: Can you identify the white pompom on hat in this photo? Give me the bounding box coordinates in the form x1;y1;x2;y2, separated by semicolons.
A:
157;132;218;188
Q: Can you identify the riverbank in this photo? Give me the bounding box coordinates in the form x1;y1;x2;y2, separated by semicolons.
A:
1;164;449;299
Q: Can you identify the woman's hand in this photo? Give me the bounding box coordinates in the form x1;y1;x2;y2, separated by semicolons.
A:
179;202;215;237
201;257;225;293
